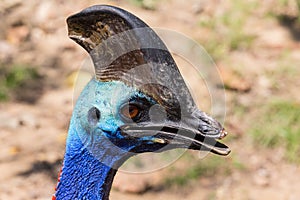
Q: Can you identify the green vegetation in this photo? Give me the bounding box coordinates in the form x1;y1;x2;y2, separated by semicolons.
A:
199;0;257;60
250;100;300;163
128;0;159;10
206;192;217;200
165;156;223;187
269;61;298;91
164;153;243;187
0;64;39;101
121;149;186;172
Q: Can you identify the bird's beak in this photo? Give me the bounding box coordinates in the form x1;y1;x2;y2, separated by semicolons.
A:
119;109;230;156
66;6;230;156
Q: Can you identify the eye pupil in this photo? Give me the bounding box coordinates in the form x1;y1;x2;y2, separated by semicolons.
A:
120;104;140;121
88;107;101;126
128;105;138;118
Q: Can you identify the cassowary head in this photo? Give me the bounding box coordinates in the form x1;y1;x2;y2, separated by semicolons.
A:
66;5;230;166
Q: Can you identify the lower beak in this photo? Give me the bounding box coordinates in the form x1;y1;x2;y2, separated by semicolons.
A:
120;122;231;156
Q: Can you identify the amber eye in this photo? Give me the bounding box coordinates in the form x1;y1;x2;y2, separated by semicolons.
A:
120;104;140;121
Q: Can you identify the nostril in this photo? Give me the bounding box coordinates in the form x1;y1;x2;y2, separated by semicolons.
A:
198;124;221;137
198;124;210;133
88;107;101;126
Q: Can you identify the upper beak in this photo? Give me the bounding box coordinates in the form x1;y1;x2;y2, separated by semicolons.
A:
120;110;231;156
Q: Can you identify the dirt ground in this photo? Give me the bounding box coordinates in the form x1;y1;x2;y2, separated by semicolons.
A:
1;0;300;200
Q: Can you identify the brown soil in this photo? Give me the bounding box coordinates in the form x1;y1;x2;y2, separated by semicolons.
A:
1;0;300;199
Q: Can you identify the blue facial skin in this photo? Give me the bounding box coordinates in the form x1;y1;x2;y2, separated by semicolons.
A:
54;78;157;200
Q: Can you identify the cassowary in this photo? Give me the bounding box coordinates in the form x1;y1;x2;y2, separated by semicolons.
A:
53;5;230;200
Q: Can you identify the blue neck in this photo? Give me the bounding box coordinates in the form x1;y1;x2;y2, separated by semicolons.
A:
53;79;143;199
54;127;124;200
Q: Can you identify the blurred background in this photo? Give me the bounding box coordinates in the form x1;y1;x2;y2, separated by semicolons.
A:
1;0;300;199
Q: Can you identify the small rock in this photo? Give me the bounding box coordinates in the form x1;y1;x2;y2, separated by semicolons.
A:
226;122;244;138
17;113;39;128
253;167;270;187
219;66;252;92
6;25;30;45
192;2;204;14
0;40;17;62
33;1;56;25
0;115;19;129
9;146;21;155
0;0;22;11
113;172;150;193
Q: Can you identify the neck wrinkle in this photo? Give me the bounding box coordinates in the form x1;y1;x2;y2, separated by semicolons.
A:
54;109;132;200
55;148;120;200
54;130;126;200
